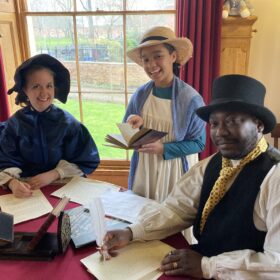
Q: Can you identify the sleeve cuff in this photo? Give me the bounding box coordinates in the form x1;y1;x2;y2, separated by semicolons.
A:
55;160;84;179
54;167;64;179
129;223;146;241
0;175;13;190
163;143;171;160
201;256;216;279
0;168;22;188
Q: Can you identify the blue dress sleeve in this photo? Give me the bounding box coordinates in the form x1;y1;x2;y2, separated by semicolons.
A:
0;119;25;170
62;122;100;174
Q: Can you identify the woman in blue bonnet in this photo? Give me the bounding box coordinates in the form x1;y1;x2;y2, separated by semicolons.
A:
0;54;100;197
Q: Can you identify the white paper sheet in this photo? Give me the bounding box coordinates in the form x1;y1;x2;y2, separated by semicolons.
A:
101;190;157;223
0;189;53;224
51;177;120;205
81;240;173;280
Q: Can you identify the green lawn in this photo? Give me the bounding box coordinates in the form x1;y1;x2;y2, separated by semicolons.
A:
56;99;129;159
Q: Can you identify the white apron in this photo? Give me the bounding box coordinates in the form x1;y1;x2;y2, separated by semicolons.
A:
133;92;198;203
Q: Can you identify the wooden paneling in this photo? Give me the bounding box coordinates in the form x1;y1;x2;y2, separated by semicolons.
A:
87;160;130;188
88;169;129;188
0;9;22;113
271;124;280;149
220;16;257;75
0;0;14;12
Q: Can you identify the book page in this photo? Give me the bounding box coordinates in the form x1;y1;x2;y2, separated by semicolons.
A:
117;123;139;143
105;134;128;148
81;240;173;280
0;190;53;224
101;190;157;223
51;177;120;205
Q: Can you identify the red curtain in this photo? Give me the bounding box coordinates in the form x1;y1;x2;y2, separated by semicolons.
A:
0;47;10;121
176;0;223;158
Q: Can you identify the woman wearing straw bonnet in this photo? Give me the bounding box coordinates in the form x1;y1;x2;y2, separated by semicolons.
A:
124;26;205;203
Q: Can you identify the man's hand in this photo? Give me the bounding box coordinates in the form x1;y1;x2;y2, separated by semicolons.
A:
101;228;132;259
160;248;203;278
27;169;60;189
136;140;164;155
127;115;144;129
9;179;33;198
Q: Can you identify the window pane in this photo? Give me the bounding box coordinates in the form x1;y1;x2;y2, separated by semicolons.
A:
126;14;175;94
26;0;73;12
126;0;175;10
77;15;126;159
58;96;126;159
26;16;80;119
81;97;126;159
59;61;80;121
76;15;123;63
77;0;123;11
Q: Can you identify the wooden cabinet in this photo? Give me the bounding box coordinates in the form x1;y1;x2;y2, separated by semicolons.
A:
220;15;257;75
0;0;14;12
0;1;22;113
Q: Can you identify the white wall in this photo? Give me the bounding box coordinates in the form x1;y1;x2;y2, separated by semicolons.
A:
247;0;280;143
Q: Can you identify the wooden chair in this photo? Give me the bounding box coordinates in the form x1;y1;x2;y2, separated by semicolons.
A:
271;123;280;149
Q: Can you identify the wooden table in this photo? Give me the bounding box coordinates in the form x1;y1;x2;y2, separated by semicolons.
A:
0;184;195;280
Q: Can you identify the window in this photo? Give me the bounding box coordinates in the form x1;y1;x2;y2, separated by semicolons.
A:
20;0;176;161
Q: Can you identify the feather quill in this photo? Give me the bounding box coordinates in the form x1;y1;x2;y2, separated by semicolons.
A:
88;197;107;247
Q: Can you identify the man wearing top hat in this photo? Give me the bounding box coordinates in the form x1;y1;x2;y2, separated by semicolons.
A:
102;74;280;279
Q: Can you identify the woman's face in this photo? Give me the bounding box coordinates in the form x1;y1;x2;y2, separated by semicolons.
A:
24;68;55;112
140;44;176;87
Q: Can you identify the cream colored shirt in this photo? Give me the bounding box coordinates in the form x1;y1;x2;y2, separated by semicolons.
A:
130;156;280;280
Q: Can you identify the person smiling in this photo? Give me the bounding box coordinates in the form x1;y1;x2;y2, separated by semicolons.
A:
102;75;280;279
124;26;206;203
0;54;100;197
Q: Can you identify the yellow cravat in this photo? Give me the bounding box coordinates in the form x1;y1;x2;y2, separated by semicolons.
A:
200;137;268;233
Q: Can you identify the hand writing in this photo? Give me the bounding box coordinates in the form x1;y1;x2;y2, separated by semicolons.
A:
101;229;132;258
9;179;33;198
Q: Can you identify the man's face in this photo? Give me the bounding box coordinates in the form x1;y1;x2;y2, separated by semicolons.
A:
209;111;264;159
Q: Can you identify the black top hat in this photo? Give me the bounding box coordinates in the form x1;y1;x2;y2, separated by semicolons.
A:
196;74;276;134
7;54;70;103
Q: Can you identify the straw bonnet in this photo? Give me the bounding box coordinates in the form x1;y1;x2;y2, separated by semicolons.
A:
196;74;276;134
127;26;193;66
8;54;70;104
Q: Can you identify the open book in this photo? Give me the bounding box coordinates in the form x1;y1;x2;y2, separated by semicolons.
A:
81;240;173;280
105;123;167;150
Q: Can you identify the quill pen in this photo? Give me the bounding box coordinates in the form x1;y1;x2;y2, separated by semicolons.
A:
88;197;109;261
